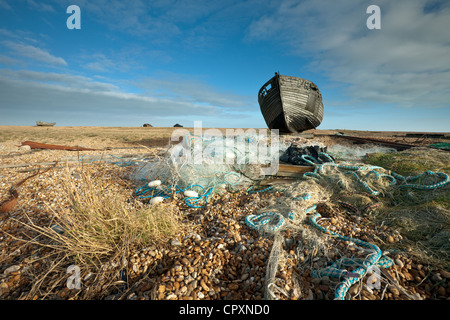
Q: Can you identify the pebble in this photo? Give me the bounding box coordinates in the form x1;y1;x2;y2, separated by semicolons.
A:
318;285;329;292
440;270;450;279
320;276;330;285
388;286;400;296
18;145;31;151
394;258;404;268
412;292;422;300
349;285;359;296
3;265;20;275
1;141;448;301
437;286;446;296
0;283;9;296
167;293;177;300
228;283;239;291
432;273;443;282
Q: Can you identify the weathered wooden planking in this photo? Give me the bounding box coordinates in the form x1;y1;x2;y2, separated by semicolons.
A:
275;164;315;177
258;73;323;133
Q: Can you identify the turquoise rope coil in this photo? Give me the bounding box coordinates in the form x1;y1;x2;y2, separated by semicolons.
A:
318;152;335;163
247;185;274;194
396;170;449;190
301;155;321;166
344;171;380;196
135;182;174;199
135;182;215;208
245;212;285;232
301;152;335;166
244;192;315;232
302;151;449;195
288;193;314;220
364;170;397;186
309;211;393;300
184;185;214;208
287;205;316;221
293;193;312;201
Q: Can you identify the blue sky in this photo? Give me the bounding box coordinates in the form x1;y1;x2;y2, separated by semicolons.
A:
0;0;449;131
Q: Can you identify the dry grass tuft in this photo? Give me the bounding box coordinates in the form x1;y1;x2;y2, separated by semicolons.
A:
15;164;187;299
363;147;450;268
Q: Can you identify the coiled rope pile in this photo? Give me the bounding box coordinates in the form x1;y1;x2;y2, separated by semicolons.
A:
309;211;394;300
132;135;449;300
244;151;449;300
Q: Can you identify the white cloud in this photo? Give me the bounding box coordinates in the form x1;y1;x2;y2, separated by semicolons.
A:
0;54;24;66
0;69;256;126
80;49;172;74
2;41;67;66
138;72;255;110
0;0;12;10
74;0;268;47
1;69;119;91
246;0;450;110
26;0;55;12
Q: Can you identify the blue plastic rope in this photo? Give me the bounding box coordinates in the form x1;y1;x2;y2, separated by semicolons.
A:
245;212;285;232
184;185;214;208
309;211;393;300
247;185;274;194
301;152;449;194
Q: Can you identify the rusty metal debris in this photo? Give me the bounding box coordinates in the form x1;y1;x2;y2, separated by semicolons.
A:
20;141;99;151
0;161;58;214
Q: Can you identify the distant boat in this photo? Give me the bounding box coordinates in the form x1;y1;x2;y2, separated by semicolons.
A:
36;121;56;127
258;72;323;133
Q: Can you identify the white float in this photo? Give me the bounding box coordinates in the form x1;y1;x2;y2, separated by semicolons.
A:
150;196;164;205
184;190;199;198
148;180;162;187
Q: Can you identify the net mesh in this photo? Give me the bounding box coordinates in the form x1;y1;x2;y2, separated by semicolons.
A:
131;134;449;300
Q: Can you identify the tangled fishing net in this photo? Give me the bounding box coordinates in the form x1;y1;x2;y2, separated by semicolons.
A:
131;132;450;300
252;150;449;300
133;131;280;207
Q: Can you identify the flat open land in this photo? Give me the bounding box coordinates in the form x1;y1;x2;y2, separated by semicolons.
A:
0;125;449;301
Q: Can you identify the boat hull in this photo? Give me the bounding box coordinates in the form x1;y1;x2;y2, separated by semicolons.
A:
258;73;323;133
36;121;56;127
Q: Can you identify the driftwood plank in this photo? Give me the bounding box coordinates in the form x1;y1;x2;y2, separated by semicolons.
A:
257;163;314;185
275;164;314;177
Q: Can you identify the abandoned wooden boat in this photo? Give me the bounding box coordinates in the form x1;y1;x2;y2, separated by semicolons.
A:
36;121;56;127
258;72;323;133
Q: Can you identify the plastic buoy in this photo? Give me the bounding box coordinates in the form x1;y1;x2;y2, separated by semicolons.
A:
148;180;162;187
184;190;199;198
225;152;236;159
150;196;164;205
